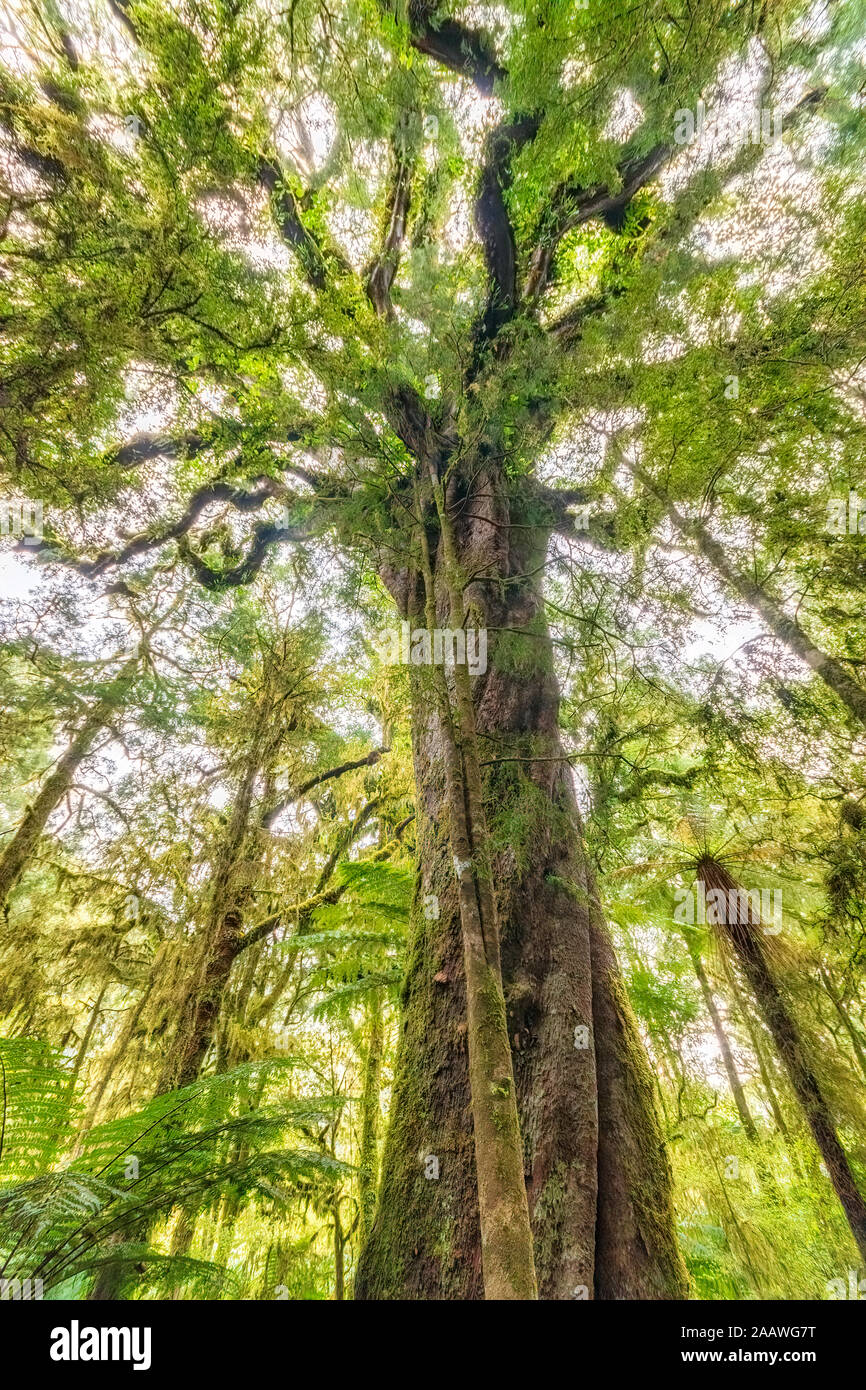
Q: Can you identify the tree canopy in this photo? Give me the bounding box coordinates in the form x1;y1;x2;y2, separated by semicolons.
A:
1;0;866;1303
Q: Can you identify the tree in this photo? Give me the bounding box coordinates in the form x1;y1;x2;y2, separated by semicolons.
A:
2;0;865;1300
695;854;866;1263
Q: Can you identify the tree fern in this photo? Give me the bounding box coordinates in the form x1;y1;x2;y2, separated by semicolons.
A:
0;1049;348;1297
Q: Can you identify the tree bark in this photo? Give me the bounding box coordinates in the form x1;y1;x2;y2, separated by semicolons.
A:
355;466;687;1300
358;995;383;1247
0;654;139;913
696;856;866;1262
633;465;866;727
681;927;758;1141
414;463;537;1300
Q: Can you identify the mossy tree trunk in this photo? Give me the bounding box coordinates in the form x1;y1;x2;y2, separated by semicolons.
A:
409;461;537;1300
696;856;866;1262
358;994;384;1248
155;701;273;1095
355;463;687;1300
0;652;140;915
681;926;758;1141
631;463;866;729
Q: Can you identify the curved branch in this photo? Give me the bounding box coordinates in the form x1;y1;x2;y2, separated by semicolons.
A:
525;142;670;303
257;157;349;288
111;433;209;471
22;475;316;586
176;517;311;591
237;808;410;955
261;748;389;830
406;4;505;94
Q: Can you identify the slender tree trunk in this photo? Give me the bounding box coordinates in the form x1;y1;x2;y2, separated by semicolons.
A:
821;969;866;1082
155;694;275;1095
76;975;154;1144
333;1196;345;1302
721;954;791;1141
681;928;757;1140
91;709;271;1300
356;466;687;1300
696;856;866;1262
0;654;139;913
633;465;866;727
68;985;107;1095
358;996;384;1247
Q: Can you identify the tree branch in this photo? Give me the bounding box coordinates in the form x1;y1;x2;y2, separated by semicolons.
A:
237;811;411;954
365;141;414;319
525;142;670;304
406;3;505;94
473;115;539;352
111;433;209;471
176;517;310;591
257;157;349;288
261;748;389;830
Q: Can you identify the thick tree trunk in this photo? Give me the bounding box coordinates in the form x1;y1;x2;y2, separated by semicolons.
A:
416;463;537;1300
696;856;866;1262
355;468;687;1300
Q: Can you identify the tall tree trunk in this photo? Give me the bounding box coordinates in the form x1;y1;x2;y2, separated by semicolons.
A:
414;462;537;1300
68;985;107;1096
356;466;687;1300
333;1195;345;1302
633;464;866;727
821;969;866;1083
358;995;384;1247
76;975;154;1145
721;954;791;1142
90;706;271;1301
681;927;757;1141
0;654;139;913
155;693;274;1095
696;856;866;1262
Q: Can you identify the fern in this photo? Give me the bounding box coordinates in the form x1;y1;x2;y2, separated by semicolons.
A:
0;1038;76;1178
0;1047;348;1297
